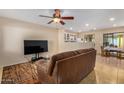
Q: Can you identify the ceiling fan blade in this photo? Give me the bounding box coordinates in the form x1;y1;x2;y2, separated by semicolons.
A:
39;15;53;18
60;21;65;25
61;16;74;20
47;20;54;24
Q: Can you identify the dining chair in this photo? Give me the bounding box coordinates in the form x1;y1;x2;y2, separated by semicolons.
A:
101;46;109;56
101;46;111;57
117;51;124;59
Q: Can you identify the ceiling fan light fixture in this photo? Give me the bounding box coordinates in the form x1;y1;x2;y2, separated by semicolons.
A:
39;9;74;25
53;18;60;23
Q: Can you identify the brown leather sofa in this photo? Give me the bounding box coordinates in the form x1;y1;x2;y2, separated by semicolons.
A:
37;48;96;84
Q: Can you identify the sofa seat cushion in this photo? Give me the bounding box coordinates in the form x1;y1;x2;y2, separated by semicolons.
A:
48;51;76;76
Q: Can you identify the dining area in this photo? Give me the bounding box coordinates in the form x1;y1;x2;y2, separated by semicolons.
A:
101;45;124;59
101;32;124;59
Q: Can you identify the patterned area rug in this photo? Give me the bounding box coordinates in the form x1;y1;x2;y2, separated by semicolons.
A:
1;62;40;84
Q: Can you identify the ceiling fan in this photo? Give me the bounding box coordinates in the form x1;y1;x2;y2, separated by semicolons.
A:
39;9;74;25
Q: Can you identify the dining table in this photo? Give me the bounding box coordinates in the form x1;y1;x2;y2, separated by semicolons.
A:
104;46;123;52
104;46;124;58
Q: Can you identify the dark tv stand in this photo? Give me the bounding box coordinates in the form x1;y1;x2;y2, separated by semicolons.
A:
31;53;45;62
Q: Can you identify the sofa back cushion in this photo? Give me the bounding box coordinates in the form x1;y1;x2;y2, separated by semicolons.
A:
55;49;96;83
48;51;76;76
48;48;95;76
74;48;94;54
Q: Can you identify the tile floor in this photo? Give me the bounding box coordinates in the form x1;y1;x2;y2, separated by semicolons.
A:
80;55;124;84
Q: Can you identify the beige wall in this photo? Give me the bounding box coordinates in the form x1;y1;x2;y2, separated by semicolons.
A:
0;17;94;67
79;27;124;54
0;17;58;67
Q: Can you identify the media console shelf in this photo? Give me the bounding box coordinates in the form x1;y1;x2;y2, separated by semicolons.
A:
31;53;49;62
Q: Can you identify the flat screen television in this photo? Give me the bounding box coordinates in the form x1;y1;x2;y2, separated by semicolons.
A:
24;40;48;55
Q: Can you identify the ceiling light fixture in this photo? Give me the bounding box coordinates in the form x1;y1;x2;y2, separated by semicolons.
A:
53;18;60;23
109;17;115;21
70;27;72;30
85;24;89;27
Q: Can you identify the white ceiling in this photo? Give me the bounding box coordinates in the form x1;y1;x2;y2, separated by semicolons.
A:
0;9;124;32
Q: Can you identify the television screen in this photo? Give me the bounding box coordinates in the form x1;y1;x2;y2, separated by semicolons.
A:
24;40;48;55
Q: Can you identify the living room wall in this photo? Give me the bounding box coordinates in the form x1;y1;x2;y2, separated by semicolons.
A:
79;27;124;54
0;17;59;67
0;16;96;67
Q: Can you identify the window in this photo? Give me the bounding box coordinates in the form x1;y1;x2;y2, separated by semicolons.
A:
103;32;124;48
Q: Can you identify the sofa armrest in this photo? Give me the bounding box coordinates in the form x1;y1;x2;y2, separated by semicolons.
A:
36;60;55;83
